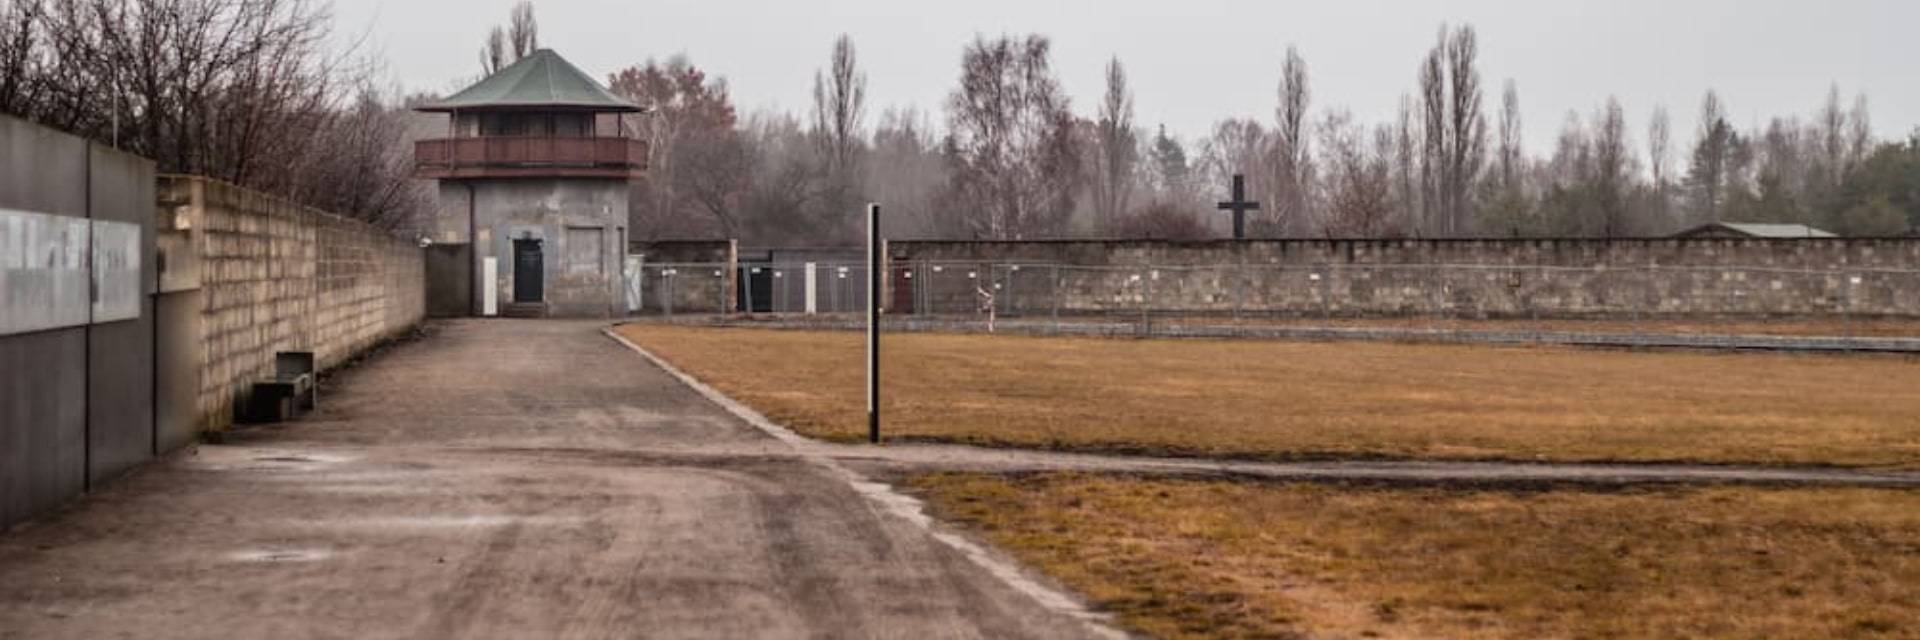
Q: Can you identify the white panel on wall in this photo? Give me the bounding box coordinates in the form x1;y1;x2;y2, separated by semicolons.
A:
91;219;142;322
0;208;95;335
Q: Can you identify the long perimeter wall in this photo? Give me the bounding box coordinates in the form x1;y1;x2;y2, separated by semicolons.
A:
158;176;425;433
887;239;1920;318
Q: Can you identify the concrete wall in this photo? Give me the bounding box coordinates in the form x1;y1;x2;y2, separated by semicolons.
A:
84;142;158;487
1;116;155;529
159;176;425;433
889;239;1920;318
433;178;628;317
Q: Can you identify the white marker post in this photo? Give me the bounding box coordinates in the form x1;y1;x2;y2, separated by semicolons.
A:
866;203;881;444
482;257;499;316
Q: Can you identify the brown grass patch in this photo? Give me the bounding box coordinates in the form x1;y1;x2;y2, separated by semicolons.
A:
907;473;1920;639
616;324;1920;467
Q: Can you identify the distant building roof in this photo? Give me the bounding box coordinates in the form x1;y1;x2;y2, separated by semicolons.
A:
417;49;642;113
1673;222;1839;239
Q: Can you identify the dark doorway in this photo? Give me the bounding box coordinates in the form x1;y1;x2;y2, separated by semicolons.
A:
736;262;774;313
513;239;544;303
425;243;473;317
890;265;916;314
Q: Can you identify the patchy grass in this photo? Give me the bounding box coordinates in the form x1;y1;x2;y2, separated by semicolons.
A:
616;324;1920;467
907;473;1920;640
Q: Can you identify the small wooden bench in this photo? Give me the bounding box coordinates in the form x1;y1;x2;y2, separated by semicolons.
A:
242;351;316;423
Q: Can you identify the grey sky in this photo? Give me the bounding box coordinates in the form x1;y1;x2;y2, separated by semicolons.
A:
335;0;1918;155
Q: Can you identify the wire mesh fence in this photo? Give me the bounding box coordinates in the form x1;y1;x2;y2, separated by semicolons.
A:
631;260;1920;344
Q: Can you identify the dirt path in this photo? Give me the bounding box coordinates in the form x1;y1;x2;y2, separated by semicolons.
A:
0;320;1115;640
615;328;1920;489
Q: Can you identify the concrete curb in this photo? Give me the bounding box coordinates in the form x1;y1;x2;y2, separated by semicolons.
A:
602;326;1129;640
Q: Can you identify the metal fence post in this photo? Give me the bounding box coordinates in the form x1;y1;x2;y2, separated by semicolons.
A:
1141;265;1153;336
1844;271;1856;343
1051;265;1061;334
664;269;676;317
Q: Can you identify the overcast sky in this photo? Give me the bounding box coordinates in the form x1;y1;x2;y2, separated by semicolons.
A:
334;0;1918;155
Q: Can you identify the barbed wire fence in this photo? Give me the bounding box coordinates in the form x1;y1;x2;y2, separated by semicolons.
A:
631;261;1920;348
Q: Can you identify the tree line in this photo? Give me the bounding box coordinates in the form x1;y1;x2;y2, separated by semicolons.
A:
5;2;1915;242
0;0;429;230
620;25;1920;244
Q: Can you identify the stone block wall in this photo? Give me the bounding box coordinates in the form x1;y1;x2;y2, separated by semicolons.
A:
161;176;424;431
888;239;1920;319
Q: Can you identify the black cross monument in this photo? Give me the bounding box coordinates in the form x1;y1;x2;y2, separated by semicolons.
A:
1216;174;1261;240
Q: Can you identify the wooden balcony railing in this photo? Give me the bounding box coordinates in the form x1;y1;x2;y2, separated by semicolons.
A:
414;136;648;179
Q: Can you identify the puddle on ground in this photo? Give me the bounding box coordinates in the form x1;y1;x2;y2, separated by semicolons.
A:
184;446;362;472
285;515;585;530
225;548;335;563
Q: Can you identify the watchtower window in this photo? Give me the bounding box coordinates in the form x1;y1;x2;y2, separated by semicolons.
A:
467;113;592;138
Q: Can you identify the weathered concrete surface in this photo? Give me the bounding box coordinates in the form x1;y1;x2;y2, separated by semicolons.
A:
889;238;1920;318
652;315;1920;354
0;320;1108;639
436;179;629;318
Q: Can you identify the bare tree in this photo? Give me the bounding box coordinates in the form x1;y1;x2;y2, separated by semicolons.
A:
1392;95;1421;234
1414;24;1489;236
1846;93;1872;172
1088;56;1139;232
811;34;866;179
0;0;41;118
1686;91;1739;223
940;34;1080;239
1;0;424;229
1271;45;1312;235
1478;80;1534;236
802;34;868;239
1318;111;1396;237
507;1;538;59
1496;80;1522;192
867;106;944;237
1591;97;1630;236
1647;105;1672;228
481;26;508;75
610;56;740;238
1816;84;1847;188
1444;25;1488;235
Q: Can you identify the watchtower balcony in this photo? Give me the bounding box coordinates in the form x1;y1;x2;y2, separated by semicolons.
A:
413;136;648;180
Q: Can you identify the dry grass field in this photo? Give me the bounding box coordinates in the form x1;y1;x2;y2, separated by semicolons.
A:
908;473;1920;640
616;324;1920;467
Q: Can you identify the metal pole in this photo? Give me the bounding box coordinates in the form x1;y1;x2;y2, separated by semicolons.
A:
867;204;881;444
1051;265;1061;334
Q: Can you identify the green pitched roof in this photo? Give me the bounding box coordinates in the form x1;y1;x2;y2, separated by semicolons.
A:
419;49;641;112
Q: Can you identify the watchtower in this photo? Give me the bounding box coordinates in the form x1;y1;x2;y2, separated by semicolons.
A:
415;49;646;318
